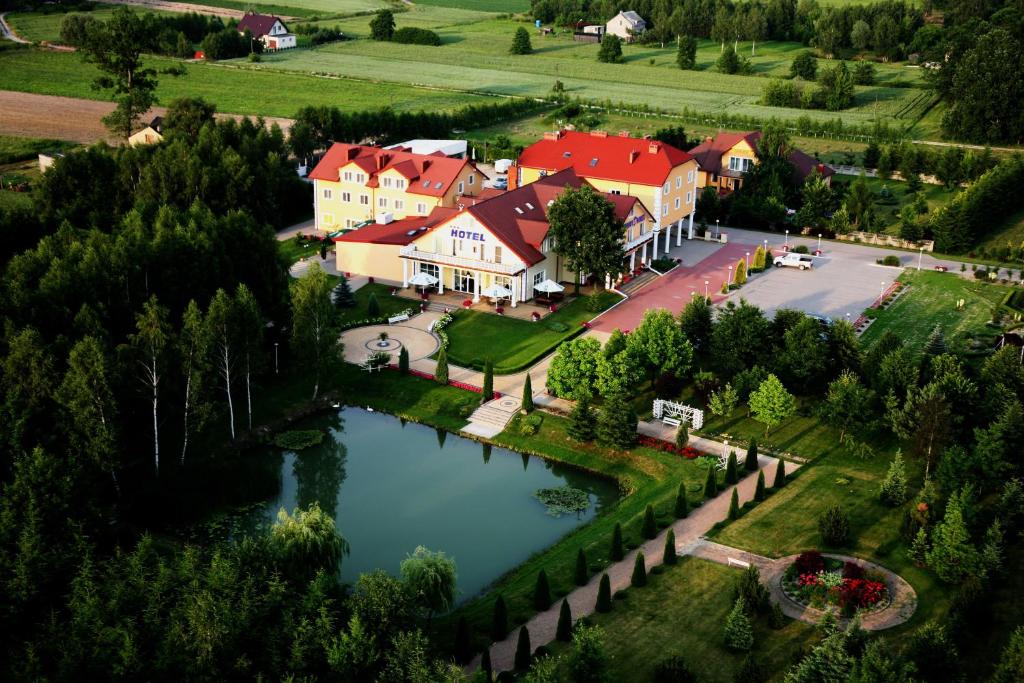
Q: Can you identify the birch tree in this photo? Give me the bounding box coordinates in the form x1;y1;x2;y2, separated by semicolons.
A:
129;295;170;475
234;283;264;431
179;299;206;464
291;262;342;401
205;288;238;440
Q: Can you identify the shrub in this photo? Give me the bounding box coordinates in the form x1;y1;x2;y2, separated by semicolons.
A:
556;598;573;641
510;26;532;55
878;254;901;266
642;504;658;539
880;452;909;506
514;626;531;670
723;598;754;651
791;51;818;80
674;481;689;518
792;244;810;254
704;464;718;498
392;26;441;45
586;290;619;312
631;552;647;587
675;419;689;449
737;565;769;613
610;523;624;561
435;347;449;385
575;548;589;586
664;529;677;565
568;623;609;683
652;654;698;682
366;291;380;317
769;601;786;629
492;595;508;640
725;452;739;484
728;489;740;520
272;429;324;450
521;373;534;413
533;569;552;611
596;574;612;612
773;459;786;488
795;551;825;575
744;439;759;471
754;471;766;502
819;504;851;545
398;346;409;374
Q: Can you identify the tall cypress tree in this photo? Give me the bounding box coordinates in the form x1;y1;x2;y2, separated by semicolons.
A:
556;598;573;641
754;470;766;501
481;359;493;404
481;648;493;682
533;569;552;611
435;347;449;385
728;488;740;520
674;480;690;518
745;439;759;471
454;616;471;664
704;465;718;498
491;595;508;640
514;626;532;670
773;459;787;488
642;504;658;539
574;548;589;586
664;529;677;565
610;522;624;561
725;452;739;484
521;372;534;412
631;551;647;587
596;573;612;612
398;346;409;374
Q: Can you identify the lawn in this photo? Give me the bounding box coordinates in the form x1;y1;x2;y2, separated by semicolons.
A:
338;282;413;326
859;269;1009;355
547;556;816;683
0;134;76;164
832;173;956;235
443;294;617;373
0;48;500;119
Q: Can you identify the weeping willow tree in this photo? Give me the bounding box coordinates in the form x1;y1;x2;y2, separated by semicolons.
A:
268;503;349;584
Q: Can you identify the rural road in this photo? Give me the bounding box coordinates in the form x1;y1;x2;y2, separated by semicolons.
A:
96;0;248;19
0;90;294;144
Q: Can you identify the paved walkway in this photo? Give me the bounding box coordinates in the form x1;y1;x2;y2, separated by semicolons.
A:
473;453;800;674
688;541;918;631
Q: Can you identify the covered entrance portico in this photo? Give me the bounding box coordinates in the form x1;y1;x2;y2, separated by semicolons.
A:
399;245;528;307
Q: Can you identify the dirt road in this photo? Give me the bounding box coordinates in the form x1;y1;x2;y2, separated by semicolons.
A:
97;0;247;19
0;90;293;144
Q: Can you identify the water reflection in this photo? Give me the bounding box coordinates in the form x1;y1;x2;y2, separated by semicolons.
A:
292;412;347;520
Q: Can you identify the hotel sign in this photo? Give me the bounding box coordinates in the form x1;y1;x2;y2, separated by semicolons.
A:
451;228;486;241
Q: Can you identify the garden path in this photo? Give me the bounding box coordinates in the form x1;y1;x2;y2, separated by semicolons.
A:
471;453;801;675
687;541;918;631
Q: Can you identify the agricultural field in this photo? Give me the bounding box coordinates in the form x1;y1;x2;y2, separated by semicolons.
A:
0;47;499;119
859;270;1011;354
412;0;530;11
6;5;178;43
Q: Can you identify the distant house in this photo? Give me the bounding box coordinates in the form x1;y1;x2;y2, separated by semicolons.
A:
605;11;646;42
128;116;164;147
237;12;296;50
384;139;468;159
38;151;65;173
573;21;604;43
688;131;834;193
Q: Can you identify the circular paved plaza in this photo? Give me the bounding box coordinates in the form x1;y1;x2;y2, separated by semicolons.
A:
340;324;440;364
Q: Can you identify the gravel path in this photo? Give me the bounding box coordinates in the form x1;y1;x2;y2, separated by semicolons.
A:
472;454;799;674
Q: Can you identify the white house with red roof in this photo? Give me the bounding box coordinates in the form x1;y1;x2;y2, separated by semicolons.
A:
513;130;700;258
333;168;655;304
237;13;295;50
309;143;485;232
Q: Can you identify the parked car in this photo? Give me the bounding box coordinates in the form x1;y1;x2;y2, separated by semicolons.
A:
773;253;814;270
492;175;508;190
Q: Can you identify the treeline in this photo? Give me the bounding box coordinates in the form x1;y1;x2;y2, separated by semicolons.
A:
928;156;1024;253
289;97;546;158
59;10;251;59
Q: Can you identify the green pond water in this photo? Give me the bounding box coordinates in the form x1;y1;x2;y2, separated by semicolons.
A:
252;408;620;602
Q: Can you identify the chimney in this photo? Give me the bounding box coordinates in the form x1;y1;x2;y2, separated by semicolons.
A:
628;150;639;164
422;159;432;171
648;141;660;154
705;136;713;144
590;130;608;138
376;154;388;170
376;211;393;225
817;163;825;174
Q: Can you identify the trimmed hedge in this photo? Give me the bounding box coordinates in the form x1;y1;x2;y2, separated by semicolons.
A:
393;26;441;45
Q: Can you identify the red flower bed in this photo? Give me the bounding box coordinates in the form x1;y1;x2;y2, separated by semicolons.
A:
795;550;825;575
839;578;886;608
388;366;500;400
842;561;865;580
636;435;703;459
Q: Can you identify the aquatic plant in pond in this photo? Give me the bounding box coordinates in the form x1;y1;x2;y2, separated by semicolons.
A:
272;429;324;450
534;486;590;517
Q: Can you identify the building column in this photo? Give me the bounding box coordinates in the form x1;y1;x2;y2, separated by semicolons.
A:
676;219;683;247
511;275;517;308
402;260;408;288
688;212;695;240
438;265;444;294
630;251;636;271
473;271;481;303
641;241;648;264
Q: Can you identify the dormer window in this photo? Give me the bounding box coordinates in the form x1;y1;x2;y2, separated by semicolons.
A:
514;207;524;214
525;202;534;210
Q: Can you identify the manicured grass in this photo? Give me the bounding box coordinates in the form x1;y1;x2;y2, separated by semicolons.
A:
338;282;413;326
832;173;956;235
0;48;500;119
443;294;617;373
548;556;815;683
0;134;77;164
859;269;1010;355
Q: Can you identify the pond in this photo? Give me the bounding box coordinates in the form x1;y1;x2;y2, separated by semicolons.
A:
248;408;620;602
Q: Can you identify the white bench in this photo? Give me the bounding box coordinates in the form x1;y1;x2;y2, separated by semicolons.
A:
727;558;751;569
662;416;681;427
427;320;437;333
388;314;410;325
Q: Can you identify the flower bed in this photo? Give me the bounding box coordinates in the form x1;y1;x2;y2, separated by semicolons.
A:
340;307;415;332
782;551;889;615
636;435;703;460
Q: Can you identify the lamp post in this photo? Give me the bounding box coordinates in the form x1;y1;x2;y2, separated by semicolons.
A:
723;439;729;462
784;229;789;248
274;342;279;375
817;233;822;251
728;266;733;287
745;251;750;269
918;247;924;271
704;280;709;299
715;219;720;239
879;281;886;305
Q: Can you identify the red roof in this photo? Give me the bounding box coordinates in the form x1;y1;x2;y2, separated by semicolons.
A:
463;168;648;265
237;13;286;38
310;143;476;198
333;207;457;246
516;130;693;186
688;131;834;182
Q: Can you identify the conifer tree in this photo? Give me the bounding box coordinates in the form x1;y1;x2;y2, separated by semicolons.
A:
454;616;471;664
492;595;508;640
704;464;719;498
514;626;532;670
728;488;740;520
597;391;638;449
674;480;689;518
510;26;533;55
366;291;380;317
773;459;786;488
754;470;766;501
642;504;658;539
332;275;355;308
610;522;624;561
556;598;573;641
574;548;589;586
435;347;449;385
481;647;493;682
481;360;494;404
924;324;947;357
521;373;534;413
723;598;754;651
675;418;689;448
664;529;677;565
725;451;739;484
745;439;759;471
734;258;747;285
533;569;552;611
398;346;409;374
910;527;929;566
568;393;597;442
596;573;612;612
631;551;647;587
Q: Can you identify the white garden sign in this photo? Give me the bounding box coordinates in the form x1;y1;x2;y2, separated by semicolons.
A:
652;399;704;430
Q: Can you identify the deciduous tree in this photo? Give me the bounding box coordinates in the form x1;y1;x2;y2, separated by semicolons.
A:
749;374;795;436
129;295;171;474
548;185;625;292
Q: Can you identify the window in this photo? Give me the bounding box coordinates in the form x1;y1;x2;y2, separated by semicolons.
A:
533;271;546;287
343;171;352;182
454;269;475;293
458;181;464;194
359;194;369;205
416;202;427;214
686;191;693;205
468;174;475;185
728;156;753;173
662;204;668;217
676;176;682;189
610;189;621;195
356;173;365;183
323;188;332;199
674;197;680;210
345;219;353;227
420;263;439;280
378;197;388;208
342;192;351;203
382;177;392;188
396;179;405;189
394;199;404;210
688;169;695;183
493;246;502;264
663;182;670;195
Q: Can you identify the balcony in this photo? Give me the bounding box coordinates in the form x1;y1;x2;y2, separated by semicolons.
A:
399;245;522;275
625;229;657;252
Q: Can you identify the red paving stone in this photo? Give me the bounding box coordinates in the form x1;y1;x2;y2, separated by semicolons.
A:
593;242;753;332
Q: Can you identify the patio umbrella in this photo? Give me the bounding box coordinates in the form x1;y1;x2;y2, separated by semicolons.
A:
408;271;439;294
480;284;513;300
533;279;565;293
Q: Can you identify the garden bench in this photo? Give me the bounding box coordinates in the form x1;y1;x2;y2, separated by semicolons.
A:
359;359;382;372
662;416;681;427
727;558;751;569
427;320;437;333
388;313;410;325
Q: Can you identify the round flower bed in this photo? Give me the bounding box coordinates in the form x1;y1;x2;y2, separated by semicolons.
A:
782;551;890;616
